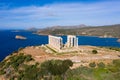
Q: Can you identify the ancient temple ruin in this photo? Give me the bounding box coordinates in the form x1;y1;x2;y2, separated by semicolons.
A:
48;35;78;50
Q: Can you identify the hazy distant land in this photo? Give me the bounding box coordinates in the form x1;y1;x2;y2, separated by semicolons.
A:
36;24;120;38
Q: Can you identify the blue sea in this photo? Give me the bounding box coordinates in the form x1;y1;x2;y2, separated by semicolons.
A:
0;30;120;61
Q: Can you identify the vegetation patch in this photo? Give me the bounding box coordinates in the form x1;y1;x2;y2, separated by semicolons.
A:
0;53;73;80
66;60;120;80
89;62;96;68
108;47;120;52
92;49;98;54
0;53;34;80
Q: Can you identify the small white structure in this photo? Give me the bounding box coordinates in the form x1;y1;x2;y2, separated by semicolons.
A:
49;35;63;50
66;35;78;47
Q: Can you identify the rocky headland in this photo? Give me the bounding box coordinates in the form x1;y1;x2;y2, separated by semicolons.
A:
0;45;120;80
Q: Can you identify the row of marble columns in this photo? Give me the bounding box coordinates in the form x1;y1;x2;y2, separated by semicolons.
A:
49;35;78;50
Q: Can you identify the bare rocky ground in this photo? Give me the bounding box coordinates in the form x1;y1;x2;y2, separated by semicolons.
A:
19;45;120;69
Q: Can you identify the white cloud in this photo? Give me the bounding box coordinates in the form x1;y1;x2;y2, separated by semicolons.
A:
0;1;120;28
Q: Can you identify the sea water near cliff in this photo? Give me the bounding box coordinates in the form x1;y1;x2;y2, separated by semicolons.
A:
0;30;48;61
0;30;120;61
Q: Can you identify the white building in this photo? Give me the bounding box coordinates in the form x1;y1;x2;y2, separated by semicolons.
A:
66;35;78;47
49;35;63;50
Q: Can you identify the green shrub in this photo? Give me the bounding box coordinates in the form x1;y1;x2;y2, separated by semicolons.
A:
109;47;120;52
5;62;11;68
25;55;33;62
40;59;73;79
0;69;5;75
113;59;120;67
97;62;105;68
92;50;98;54
0;61;5;67
89;62;96;68
10;77;14;80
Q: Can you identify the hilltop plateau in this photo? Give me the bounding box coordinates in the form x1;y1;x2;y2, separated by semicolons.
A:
0;45;120;80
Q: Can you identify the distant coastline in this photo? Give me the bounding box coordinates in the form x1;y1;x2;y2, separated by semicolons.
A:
36;24;120;38
36;32;117;39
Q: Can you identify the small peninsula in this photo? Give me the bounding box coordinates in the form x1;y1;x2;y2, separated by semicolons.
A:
15;35;27;40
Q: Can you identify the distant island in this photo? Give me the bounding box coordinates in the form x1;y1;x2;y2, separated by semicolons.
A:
15;35;27;40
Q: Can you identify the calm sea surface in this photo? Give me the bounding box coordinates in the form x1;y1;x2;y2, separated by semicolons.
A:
0;30;120;61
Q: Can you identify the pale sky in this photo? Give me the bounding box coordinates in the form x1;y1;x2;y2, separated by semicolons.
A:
0;0;120;29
